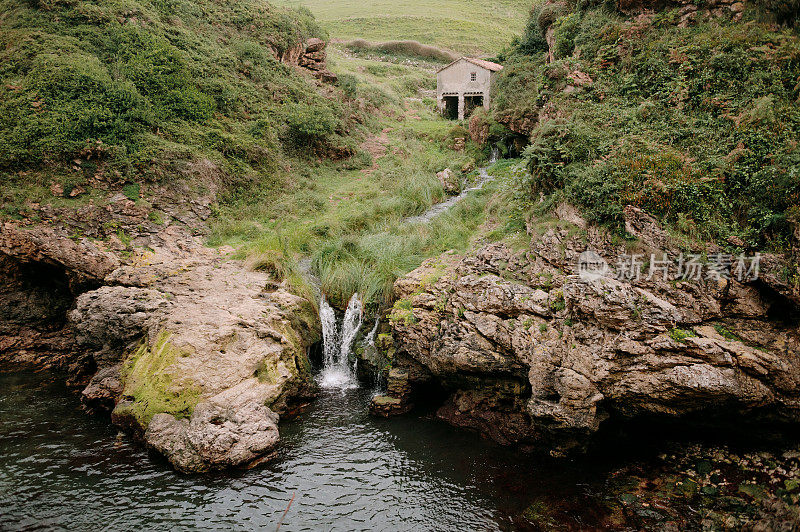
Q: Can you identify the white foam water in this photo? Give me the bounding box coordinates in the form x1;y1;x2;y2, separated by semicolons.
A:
317;293;363;390
365;317;380;347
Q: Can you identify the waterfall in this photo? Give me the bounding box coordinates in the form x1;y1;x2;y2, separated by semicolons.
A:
365;317;380;347
317;293;363;390
490;145;499;164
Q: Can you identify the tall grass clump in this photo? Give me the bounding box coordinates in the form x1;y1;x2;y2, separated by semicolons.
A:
311;182;494;309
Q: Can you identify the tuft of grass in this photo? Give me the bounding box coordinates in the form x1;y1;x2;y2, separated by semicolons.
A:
122;183;140;202
669;328;698;343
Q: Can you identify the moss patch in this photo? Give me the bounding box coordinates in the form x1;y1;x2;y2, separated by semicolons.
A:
389;298;418;325
116;330;201;427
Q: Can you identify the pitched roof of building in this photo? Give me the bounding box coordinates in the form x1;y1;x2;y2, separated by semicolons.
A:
437;57;504;73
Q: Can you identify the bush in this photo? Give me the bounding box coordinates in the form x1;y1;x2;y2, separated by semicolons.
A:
283;102;341;146
537;2;571;33
517;3;550;55
553;13;581;59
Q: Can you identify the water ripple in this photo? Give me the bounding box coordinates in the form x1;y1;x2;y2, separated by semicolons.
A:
0;372;602;530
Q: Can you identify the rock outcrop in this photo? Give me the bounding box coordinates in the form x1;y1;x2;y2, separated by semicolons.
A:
0;223;120;371
436;168;460;194
278;37;338;83
0;220;320;472
381;210;800;454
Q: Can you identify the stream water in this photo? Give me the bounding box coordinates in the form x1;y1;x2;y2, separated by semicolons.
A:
0;370;618;530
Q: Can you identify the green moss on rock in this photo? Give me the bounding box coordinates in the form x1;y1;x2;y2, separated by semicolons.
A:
115;330;202;428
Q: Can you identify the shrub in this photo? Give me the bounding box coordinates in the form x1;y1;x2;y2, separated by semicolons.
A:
283;102;340;146
517;3;550;55
537;2;571;33
553;13;581;59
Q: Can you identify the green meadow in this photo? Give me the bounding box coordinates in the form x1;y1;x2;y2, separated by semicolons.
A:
270;0;532;55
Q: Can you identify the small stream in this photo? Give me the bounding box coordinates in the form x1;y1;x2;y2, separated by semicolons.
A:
404;165;495;225
0;156;609;529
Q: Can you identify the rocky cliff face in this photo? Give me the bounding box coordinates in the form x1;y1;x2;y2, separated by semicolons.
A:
379;208;800;454
0;222;320;472
277;37;338;83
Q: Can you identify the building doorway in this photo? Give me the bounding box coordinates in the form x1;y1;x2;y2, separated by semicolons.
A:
442;96;458;120
464;95;483;118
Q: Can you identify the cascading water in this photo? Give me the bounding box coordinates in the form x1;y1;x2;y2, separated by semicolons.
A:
317;293;363;390
365;317;380;347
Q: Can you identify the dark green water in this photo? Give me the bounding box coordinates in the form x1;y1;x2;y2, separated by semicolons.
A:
0;371;613;531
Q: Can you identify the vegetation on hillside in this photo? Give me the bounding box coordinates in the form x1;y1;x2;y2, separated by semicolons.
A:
491;1;800;252
0;0;360;205
212;48;491;307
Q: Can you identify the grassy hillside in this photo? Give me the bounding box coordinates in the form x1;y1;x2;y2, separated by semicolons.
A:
0;0;361;214
212;48;494;307
271;0;532;55
489;1;800;253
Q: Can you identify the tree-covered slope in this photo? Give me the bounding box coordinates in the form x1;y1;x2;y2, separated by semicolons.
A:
490;0;800;253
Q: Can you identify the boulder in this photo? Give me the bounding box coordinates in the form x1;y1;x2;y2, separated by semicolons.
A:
145;382;281;473
436;168;460;194
82;365;123;412
305;38;326;53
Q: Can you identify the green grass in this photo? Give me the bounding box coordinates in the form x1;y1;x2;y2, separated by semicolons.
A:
1;0;510;314
271;0;532;55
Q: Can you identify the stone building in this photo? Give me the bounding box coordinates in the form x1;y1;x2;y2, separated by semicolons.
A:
436;57;503;120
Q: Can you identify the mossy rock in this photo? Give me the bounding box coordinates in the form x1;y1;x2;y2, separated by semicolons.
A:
115;331;202;428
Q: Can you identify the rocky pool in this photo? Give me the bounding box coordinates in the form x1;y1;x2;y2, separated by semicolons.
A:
2;371;798;530
0;371;613;530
